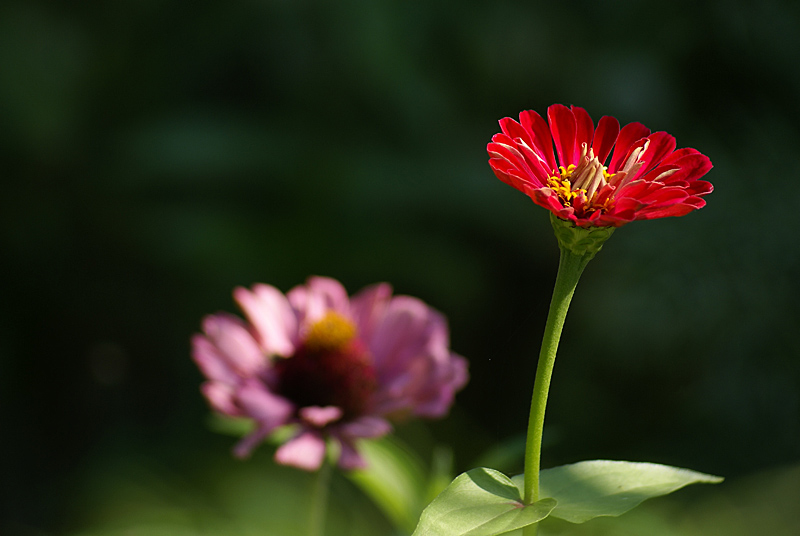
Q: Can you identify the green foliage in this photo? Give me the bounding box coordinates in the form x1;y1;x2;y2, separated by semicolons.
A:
524;460;722;524
347;437;430;533
5;0;800;532
64;445;395;536
412;468;556;536
414;461;722;536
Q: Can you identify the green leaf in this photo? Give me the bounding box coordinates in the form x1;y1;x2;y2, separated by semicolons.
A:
347;436;428;533
412;468;557;536
206;413;254;437
425;445;456;504
512;460;723;524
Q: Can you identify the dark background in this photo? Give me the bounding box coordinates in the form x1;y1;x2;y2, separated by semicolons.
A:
2;0;799;534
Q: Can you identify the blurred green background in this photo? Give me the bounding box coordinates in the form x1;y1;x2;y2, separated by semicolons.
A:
2;0;799;534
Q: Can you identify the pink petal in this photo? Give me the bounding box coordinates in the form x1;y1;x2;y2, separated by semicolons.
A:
234;284;297;357
337;416;392;439
367;294;470;419
191;335;240;384
415;353;469;417
236;380;294;431
287;276;351;326
201;382;240;416
201;313;265;376
274;431;327;471
350;282;393;344
299;406;344;427
369;296;442;381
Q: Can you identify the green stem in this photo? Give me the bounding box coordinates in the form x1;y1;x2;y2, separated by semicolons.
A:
309;458;332;536
522;246;594;535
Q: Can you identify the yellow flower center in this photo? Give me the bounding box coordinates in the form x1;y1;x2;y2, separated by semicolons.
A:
547;142;634;215
303;312;357;353
548;164;616;213
547;139;654;216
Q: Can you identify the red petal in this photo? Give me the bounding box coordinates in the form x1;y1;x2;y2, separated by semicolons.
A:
683;195;707;209
516;139;559;183
637;131;677;175
530;187;569;215
614;196;646;213
499;117;536;150
489;158;536;191
688;180;713;196
592;115;620;164
661;150;713;183
548;104;577;167
613;138;648;181
615;179;655;201
640;163;680;183
595;211;635;227
572;106;595;155
662;147;699;161
488;139;550;186
635;202;699;220
519;110;557;171
639;187;689;206
487;141;529;173
609;122;651;173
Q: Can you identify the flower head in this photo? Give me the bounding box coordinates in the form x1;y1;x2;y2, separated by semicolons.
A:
192;276;468;471
487;104;713;227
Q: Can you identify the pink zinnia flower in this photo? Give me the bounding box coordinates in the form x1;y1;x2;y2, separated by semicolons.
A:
192;277;468;471
487;104;713;227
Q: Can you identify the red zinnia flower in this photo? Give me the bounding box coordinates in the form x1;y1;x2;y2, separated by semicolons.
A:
487;104;713;227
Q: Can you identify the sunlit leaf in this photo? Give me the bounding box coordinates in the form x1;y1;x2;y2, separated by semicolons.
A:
412;467;556;536
512;460;723;524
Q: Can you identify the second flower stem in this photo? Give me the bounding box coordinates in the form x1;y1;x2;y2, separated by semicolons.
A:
309;457;332;536
522;246;592;535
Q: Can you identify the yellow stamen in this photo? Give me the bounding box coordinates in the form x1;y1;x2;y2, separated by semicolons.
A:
548;158;616;214
304;312;357;353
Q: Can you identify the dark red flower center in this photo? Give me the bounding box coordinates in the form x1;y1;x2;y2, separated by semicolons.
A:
274;312;377;419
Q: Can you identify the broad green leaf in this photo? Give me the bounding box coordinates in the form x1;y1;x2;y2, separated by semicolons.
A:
413;467;557;536
512;460;723;524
